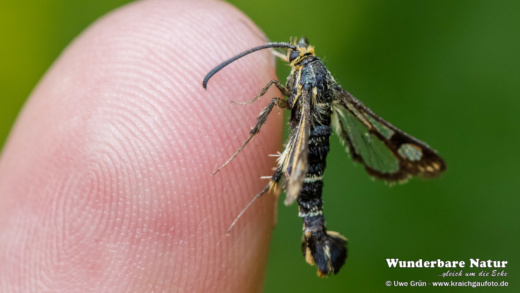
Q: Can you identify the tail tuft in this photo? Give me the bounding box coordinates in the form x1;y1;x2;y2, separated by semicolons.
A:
301;230;348;277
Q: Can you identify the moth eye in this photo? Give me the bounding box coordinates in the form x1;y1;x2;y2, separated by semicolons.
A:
289;50;300;62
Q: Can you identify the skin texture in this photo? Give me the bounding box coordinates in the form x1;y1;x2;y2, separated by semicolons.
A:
0;0;283;292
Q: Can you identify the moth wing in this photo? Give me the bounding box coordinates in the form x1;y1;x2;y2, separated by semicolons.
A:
331;86;446;181
281;86;312;205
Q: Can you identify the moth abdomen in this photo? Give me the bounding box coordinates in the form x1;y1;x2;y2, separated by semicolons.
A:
297;124;347;277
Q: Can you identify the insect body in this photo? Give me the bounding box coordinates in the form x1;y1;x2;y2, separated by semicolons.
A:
203;38;446;277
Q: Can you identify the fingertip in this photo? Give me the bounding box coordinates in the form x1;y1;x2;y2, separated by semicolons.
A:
0;0;281;292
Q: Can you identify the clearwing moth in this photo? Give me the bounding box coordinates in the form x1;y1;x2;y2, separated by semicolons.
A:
202;38;446;277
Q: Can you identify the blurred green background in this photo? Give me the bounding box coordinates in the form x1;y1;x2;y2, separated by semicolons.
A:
1;0;519;292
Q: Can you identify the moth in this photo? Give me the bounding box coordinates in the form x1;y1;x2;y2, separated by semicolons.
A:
202;38;446;277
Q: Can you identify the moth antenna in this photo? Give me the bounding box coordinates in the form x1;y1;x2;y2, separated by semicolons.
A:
202;42;296;89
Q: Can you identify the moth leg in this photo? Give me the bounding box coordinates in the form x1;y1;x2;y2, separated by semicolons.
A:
271;49;289;62
213;97;288;175
227;168;283;233
232;80;290;105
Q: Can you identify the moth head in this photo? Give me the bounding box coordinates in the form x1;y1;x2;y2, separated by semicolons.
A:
288;37;316;65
